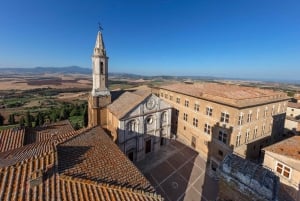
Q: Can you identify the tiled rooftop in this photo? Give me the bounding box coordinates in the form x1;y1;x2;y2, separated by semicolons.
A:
58;126;154;192
59;175;163;201
263;136;300;160
0;127;25;152
0;126;162;201
159;83;288;107
0;150;58;201
287;101;300;109
25;120;75;144
108;90;151;119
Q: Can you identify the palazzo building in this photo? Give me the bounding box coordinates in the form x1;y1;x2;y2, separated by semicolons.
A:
155;82;289;171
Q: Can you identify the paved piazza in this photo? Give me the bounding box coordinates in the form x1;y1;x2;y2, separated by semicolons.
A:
136;140;218;201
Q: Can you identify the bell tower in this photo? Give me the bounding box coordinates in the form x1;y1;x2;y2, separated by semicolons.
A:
88;30;111;127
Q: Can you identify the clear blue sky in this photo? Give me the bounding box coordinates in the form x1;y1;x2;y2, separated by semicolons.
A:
0;0;299;80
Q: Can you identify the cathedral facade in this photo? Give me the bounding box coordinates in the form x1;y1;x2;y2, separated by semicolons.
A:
88;31;172;161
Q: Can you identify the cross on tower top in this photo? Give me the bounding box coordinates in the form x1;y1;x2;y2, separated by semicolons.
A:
98;22;103;32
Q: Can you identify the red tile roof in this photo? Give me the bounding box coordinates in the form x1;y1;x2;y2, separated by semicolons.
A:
108;90;151;119
58;126;154;192
59;175;163;201
0;127;25;152
0;126;162;201
25;120;75;144
264;136;300;160
159;83;288;107
287;102;300;109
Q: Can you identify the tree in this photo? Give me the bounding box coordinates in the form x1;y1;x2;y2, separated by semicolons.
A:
70;106;81;116
19;116;25;127
25;111;32;127
8;114;16;125
83;105;88;127
50;110;59;122
35;112;44;127
59;108;68;120
0;112;4;126
73;122;80;130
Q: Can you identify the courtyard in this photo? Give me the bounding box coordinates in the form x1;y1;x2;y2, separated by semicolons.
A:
136;140;218;201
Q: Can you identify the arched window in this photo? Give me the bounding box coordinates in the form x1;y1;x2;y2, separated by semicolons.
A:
161;112;167;122
128;120;138;133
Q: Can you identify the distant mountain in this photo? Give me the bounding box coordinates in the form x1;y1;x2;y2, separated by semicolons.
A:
0;66;91;75
1;66;299;85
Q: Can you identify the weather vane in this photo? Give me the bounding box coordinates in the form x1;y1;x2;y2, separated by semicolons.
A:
98;22;103;31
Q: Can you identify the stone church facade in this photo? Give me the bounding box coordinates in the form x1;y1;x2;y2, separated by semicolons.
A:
88;31;172;162
107;90;172;162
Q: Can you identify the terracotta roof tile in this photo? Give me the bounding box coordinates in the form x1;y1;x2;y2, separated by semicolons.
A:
0;127;25;152
263;136;300;160
25;120;75;144
0;152;58;201
59;175;163;201
0;140;54;167
287;102;300;109
107;91;147;119
0;126;163;201
58;126;154;192
159;83;288;107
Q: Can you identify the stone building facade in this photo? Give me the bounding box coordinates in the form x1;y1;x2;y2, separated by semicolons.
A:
155;82;289;171
263;136;300;201
217;154;279;201
106;90;172;162
285;100;300;135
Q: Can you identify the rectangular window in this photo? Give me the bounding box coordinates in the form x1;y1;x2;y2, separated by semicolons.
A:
236;133;241;147
204;123;211;135
262;124;266;135
193;118;198;127
175;109;179;116
169;95;173;101
184;100;189;107
220;112;229;123
245;130;250;143
206;107;213;116
264;108;268;117
176;97;180;104
276;162;291;179
183;113;188;121
247;113;252;123
218;131;227;144
194;104;200;112
254;127;258;138
238;113;243;125
160;93;163;97
191;136;196;148
164;94;168;99
256;109;260;120
271;105;275;115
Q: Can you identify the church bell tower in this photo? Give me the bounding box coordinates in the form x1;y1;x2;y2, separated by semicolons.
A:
88;30;111;127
